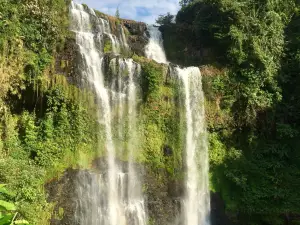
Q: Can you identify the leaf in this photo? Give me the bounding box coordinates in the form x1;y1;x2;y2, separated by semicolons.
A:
0;185;8;194
0;214;13;225
0;201;16;211
14;220;30;225
0;185;14;197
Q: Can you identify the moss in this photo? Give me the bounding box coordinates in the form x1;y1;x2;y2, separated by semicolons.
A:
131;56;184;178
0;71;102;224
58;207;64;219
60;60;66;69
81;3;89;11
132;55;166;100
104;39;112;53
94;10;107;18
116;19;121;27
123;26;130;36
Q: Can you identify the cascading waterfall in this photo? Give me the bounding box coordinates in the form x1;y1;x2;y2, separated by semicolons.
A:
145;25;210;225
176;67;210;225
120;26;129;49
70;3;122;224
126;59;147;225
110;58;147;225
70;2;146;225
145;25;168;64
70;1;209;224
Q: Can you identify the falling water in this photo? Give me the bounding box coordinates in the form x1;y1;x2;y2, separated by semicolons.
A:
70;3;121;224
145;25;210;225
176;67;210;225
70;2;146;225
120;26;129;50
126;59;147;225
145;25;168;64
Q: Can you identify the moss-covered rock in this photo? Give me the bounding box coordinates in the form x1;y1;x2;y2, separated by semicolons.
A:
46;160;183;225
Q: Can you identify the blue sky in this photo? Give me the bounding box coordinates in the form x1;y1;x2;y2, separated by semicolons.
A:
74;0;180;24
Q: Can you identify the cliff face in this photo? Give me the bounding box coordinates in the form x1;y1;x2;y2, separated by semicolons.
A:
3;1;299;225
45;5;185;225
47;160;183;225
122;19;149;56
159;1;300;225
43;4;231;225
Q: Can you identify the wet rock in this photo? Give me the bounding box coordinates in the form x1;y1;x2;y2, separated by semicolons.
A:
163;145;173;156
46;169;78;225
144;166;182;225
127;35;148;57
46;161;182;225
123;20;147;36
210;192;233;225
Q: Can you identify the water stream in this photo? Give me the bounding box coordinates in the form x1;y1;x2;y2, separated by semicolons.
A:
70;2;146;225
145;25;168;64
145;25;211;225
176;67;210;225
70;1;210;224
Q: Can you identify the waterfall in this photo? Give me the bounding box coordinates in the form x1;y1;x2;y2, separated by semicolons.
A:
145;25;211;225
145;25;168;64
176;67;210;225
70;2;146;225
70;1;210;224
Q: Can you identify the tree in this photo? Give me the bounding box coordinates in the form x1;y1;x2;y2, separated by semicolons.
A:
155;13;174;25
115;7;120;19
179;0;195;7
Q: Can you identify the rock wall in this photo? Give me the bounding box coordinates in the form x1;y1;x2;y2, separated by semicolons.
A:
46;5;231;225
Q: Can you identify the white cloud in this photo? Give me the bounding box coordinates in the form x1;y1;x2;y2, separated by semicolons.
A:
74;0;180;24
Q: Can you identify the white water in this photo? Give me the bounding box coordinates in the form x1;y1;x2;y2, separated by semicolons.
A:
70;2;146;225
146;25;210;225
176;67;210;225
145;25;168;64
110;58;147;225
71;1;210;224
120;26;129;49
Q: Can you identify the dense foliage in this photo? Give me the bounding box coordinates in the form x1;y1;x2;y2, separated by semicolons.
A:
0;184;31;225
0;0;100;224
1;0;299;224
155;13;174;26
133;55;184;176
164;0;300;224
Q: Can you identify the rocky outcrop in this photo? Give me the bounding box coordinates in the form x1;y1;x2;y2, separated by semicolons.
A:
122;19;147;36
122;20;148;57
54;35;79;84
127;35;148;57
46;158;183;225
46;169;78;225
210;193;233;225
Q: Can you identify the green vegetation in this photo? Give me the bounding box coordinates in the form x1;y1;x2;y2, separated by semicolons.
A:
0;185;31;225
133;55;183;177
156;13;174;26
115;8;121;26
115;8;120;19
0;79;100;224
104;39;113;53
1;0;300;224
0;1;101;224
161;0;300;224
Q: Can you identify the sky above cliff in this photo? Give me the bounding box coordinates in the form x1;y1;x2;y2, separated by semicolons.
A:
74;0;180;24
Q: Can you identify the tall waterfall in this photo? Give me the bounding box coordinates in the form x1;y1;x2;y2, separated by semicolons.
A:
145;25;210;225
176;67;210;225
70;2;146;225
